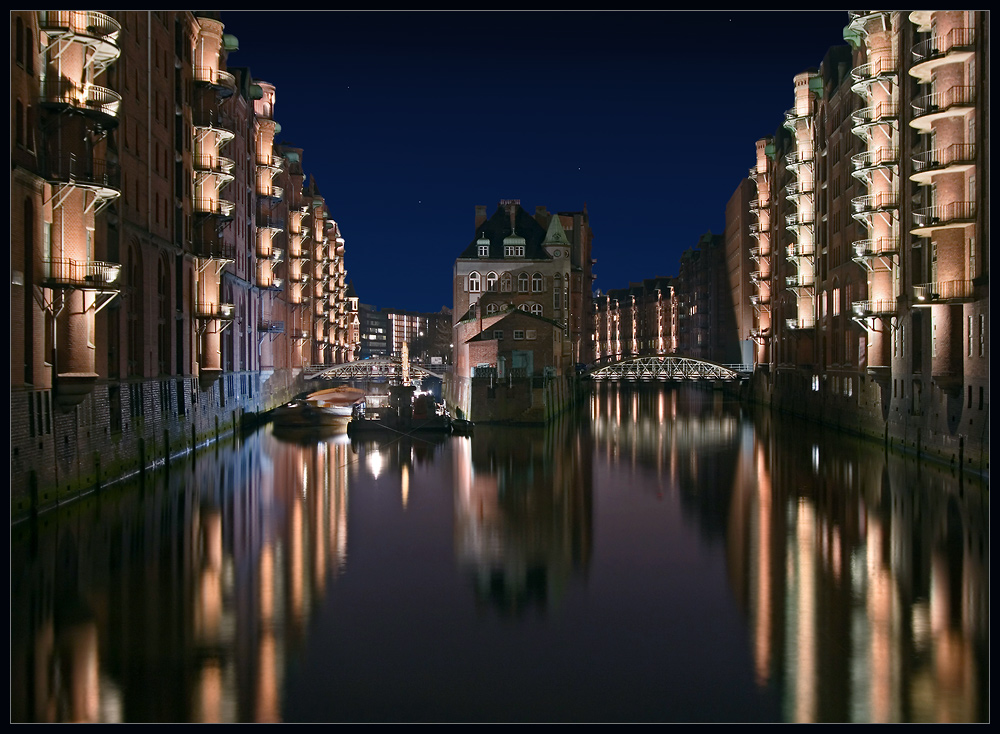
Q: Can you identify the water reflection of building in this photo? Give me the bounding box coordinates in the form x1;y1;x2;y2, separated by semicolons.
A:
452;423;593;615
11;427;351;723
725;410;989;722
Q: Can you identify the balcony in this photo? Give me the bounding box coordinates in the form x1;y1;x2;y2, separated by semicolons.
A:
912;280;975;305
847;11;892;36
43;258;121;290
194;154;235;176
910;28;976;81
194;302;235;320
784;181;814;200
850;57;898;95
910;144;976;184
39;79;121;126
851;102;899;138
37;11;120;72
256;154;284;170
851;192;899;217
852;237;899;262
786;243;815;260
911;86;975;130
192;107;235;144
785;318;816;330
193;66;237;97
785;212;815;230
784;149;814;168
191;239;235;261
290;272;309;283
270;247;284;262
748;167;758;183
44;154;121;201
256;214;285;232
911;201;976;235
851;147;899;178
749;245;770;260
194;198;235;219
259;321;285;335
782;106;814;132
750;294;771;308
786;274;815;289
256;183;284;201
748;222;766;239
749;270;770;284
852;299;897;319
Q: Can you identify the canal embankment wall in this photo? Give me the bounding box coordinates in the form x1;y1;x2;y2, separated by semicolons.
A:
745;367;989;479
10;369;307;523
444;373;584;425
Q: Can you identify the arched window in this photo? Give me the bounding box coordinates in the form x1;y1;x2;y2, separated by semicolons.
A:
486;272;498;292
518;303;529;312
158;257;170;375
518;273;529;293
501;273;512;292
468;271;481;292
531;273;543;292
485;302;498;315
15;100;24;147
530;303;543;316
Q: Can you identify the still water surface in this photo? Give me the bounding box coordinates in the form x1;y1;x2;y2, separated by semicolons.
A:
10;386;989;722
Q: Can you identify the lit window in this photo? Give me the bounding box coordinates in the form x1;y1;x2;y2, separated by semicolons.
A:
486;272;498;292
468;272;481;292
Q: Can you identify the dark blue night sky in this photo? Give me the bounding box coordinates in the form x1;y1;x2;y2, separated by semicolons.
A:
220;10;853;313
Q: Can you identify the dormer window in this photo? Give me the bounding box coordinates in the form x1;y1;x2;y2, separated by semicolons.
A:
478;245;489;257
504;245;525;257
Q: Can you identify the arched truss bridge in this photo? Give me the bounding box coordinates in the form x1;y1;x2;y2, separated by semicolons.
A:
584;355;751;382
305;357;445;381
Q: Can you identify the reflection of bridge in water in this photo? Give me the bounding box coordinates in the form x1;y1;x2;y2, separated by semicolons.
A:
584;355;752;382
305;357;447;381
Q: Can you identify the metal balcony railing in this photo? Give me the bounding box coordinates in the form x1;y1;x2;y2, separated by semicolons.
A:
259;321;285;334
192;107;234;136
787;243;815;259
44;153;120;191
850;56;898;84
38;11;121;41
193;66;236;92
39;79;122;119
194;198;234;217
852;237;899;260
785;318;816;330
851;192;899;214
785;212;815;228
912;201;976;228
194;302;235;320
851;102;899;131
256;214;285;231
851;147;900;172
912;280;975;303
44;258;121;288
194;154;235;175
852;299;897;318
912;27;975;63
784;150;814;167
912;86;975;117
785;181;814;198
191;240;235;261
911;143;976;173
786;274;815;289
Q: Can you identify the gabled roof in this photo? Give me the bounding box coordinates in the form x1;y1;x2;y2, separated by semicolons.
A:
458;203;551;260
465;305;563;342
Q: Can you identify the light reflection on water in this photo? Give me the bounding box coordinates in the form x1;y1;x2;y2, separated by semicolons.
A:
9;385;988;722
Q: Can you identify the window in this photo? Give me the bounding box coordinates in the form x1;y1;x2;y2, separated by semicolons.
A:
501;273;512;292
530;303;542;316
504;245;524;257
979;314;985;357
486;272;497;292
513;330;525;340
531;273;543;292
468;272;481;292
478;245;489;257
968;315;973;356
485;302;498;315
554;288;561;309
493;330;503;340
518;273;529;293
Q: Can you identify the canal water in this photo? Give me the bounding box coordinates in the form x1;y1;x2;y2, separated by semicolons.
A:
10;385;989;723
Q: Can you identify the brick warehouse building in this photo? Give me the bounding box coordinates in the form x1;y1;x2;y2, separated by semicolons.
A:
10;11;358;520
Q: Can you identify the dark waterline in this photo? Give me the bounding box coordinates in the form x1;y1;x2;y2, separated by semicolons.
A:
10;385;989;722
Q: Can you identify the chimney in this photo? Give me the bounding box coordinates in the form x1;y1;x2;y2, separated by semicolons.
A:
475;205;488;230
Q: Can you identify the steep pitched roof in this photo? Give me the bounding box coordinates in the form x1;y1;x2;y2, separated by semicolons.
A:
457;203;551;260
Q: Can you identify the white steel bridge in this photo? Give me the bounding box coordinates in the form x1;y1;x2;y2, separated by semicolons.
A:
305;357;446;381
584;355;751;382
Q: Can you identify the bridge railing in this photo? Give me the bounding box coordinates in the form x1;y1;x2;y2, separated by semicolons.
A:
585;355;753;381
